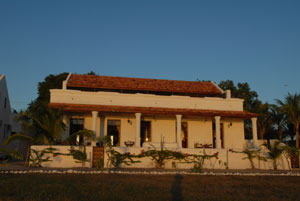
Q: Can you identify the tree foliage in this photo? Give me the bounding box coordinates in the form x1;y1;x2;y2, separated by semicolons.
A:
219;80;266;139
276;93;300;148
218;80;261;112
28;71;97;114
28;72;69;114
4;106;65;145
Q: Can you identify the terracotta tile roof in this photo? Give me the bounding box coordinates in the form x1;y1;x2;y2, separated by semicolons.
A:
67;74;223;95
49;103;258;119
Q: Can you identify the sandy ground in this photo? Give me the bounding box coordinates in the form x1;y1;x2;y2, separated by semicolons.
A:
1;160;300;174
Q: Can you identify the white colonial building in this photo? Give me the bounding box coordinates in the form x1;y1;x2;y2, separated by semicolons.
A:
49;73;260;150
38;73;292;170
0;74;12;145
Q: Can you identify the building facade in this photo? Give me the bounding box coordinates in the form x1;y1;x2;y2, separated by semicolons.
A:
49;73;259;150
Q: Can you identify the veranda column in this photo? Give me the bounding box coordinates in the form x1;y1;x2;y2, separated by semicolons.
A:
135;113;141;148
251;117;258;145
92;111;99;145
176;115;182;149
215;116;221;149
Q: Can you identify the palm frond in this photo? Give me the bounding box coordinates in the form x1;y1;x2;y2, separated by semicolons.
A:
3;133;34;145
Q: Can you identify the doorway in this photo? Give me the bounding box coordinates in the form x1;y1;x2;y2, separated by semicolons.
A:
107;120;121;146
69;118;84;145
141;121;151;147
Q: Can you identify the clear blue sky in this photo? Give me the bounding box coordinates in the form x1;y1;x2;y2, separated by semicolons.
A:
1;0;299;111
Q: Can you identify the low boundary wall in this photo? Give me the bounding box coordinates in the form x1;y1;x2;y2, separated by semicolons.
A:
30;145;93;168
30;145;291;170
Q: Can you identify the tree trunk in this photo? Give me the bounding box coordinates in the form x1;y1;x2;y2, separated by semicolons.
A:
25;147;30;167
296;124;299;149
259;129;265;140
273;160;277;170
279;127;283;142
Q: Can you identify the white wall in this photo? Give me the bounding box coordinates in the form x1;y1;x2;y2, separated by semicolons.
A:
30;143;291;170
105;147;290;170
0;75;11;145
222;118;245;149
30;145;93;168
50;89;244;111
188;117;213;148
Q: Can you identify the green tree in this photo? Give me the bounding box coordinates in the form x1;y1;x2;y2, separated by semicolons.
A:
4;106;65;146
270;104;286;141
276;93;300;148
219;80;264;139
87;71;96;75
218;80;261;112
256;103;272;139
28;72;69;115
28;71;97;114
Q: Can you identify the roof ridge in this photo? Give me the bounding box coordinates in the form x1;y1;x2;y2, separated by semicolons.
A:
67;73;223;95
70;73;212;84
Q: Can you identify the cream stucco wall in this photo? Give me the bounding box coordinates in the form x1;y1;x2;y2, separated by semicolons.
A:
64;114;246;150
65;114;178;147
31;145;93;168
29;145;291;170
50;89;244;111
187;117;213;148
106;147;290;170
65;114;210;148
222;118;245;149
148;117;176;143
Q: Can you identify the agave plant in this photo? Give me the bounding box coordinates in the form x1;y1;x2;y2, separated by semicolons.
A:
232;148;266;169
0;147;23;164
283;145;300;169
28;147;59;167
263;141;286;170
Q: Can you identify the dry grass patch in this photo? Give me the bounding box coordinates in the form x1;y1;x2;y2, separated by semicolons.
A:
0;174;299;201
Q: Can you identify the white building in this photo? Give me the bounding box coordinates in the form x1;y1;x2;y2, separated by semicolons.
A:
0;74;27;158
0;74;12;145
50;73;259;149
41;73;292;170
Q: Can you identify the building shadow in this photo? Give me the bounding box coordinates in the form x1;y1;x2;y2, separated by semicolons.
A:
171;174;183;201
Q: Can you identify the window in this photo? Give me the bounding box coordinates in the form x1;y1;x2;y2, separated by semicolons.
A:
69;118;84;145
107;120;121;146
141;121;151;147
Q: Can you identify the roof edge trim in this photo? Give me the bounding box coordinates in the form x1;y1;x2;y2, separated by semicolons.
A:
62;72;72;90
210;81;224;94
